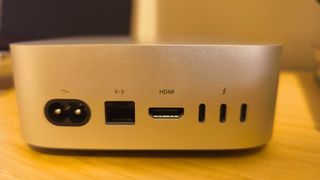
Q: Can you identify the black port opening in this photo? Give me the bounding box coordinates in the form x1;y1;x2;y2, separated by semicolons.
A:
198;104;206;123
105;101;135;125
220;104;227;123
45;99;90;126
240;103;247;123
149;107;184;119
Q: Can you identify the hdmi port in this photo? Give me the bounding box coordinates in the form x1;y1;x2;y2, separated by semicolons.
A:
149;108;184;119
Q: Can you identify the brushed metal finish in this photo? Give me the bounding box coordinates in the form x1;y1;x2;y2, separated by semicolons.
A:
10;37;281;150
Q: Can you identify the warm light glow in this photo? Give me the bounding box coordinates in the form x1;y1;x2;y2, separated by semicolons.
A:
131;0;158;42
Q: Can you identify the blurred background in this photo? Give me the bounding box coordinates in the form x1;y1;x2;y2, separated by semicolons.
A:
1;0;320;69
0;0;131;49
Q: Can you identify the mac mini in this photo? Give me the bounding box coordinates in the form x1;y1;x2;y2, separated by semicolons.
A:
10;37;281;150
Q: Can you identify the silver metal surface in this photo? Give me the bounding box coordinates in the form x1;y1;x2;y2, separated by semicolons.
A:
11;37;281;150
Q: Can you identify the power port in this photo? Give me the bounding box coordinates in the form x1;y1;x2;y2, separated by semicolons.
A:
45;99;90;126
105;101;135;125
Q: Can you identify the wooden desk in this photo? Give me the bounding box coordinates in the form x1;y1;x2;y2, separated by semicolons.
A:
0;71;320;179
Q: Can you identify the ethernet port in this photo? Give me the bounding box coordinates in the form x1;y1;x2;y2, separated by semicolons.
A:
105;101;135;125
